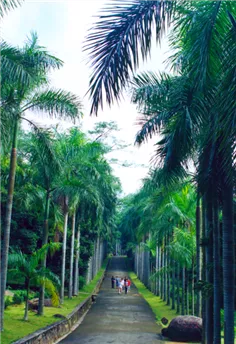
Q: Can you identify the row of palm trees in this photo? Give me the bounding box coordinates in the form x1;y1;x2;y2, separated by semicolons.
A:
85;1;236;343
118;180;197;315
0;31;119;330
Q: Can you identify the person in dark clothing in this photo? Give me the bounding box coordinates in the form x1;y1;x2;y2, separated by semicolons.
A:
111;276;115;288
124;277;128;294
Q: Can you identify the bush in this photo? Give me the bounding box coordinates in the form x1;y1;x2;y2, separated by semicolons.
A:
79;276;86;290
4;296;12;309
12;290;26;304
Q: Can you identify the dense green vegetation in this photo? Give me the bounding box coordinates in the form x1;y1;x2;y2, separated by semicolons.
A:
1;1;236;343
0;13;120;337
86;1;236;343
2;259;108;344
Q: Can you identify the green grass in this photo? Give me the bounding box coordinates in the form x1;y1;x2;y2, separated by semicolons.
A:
129;272;178;327
130;272;236;343
1;259;108;344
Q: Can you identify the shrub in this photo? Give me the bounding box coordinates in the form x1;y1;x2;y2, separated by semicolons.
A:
4;296;12;309
79;276;86;290
12;290;26;304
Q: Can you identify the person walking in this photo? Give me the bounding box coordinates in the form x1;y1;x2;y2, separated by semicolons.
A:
115;276;120;289
127;278;131;293
111;276;115;288
118;278;124;294
124;277;128;294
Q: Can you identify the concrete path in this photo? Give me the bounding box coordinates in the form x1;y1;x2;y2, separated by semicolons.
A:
59;257;173;344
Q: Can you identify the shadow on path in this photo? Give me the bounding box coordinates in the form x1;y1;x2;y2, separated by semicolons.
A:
59;257;181;344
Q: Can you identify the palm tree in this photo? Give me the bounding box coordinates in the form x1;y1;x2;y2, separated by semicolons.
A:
0;0;23;18
7;243;60;321
0;34;82;327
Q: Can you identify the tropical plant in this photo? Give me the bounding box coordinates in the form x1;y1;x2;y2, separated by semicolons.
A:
0;33;82;328
7;243;60;321
85;2;235;342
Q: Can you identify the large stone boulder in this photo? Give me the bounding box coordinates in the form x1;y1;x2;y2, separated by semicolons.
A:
28;298;53;310
161;316;202;342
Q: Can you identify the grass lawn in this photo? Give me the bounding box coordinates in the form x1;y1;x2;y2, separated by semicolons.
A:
129;271;178;327
1;259;108;344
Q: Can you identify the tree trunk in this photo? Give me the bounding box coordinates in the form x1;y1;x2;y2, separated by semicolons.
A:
222;181;235;344
182;267;185;315
163;238;167;302
201;195;206;344
167;238;171;305
196;196;202;317
186;270;189;315
172;261;175;310
60;197;69;303
73;224;81;295
176;263;180;313
38;189;50;315
0;119;19;330
158;246;161;296
23;279;30;321
205;193;214;343
213;198;221;344
161;247;164;300
69;211;76;298
155;245;159;296
192;258;195;315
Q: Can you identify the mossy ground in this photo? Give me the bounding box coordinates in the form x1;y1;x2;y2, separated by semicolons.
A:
1;260;107;344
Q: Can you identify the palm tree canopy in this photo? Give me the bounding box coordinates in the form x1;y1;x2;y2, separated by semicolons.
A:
0;0;23;17
85;0;175;114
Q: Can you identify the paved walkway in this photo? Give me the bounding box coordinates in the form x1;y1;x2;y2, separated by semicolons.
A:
59;257;173;344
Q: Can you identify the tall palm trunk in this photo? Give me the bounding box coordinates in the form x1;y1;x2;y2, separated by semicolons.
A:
186;270;189;315
155;244;159;295
0;119;19;330
201;196;207;344
161;247;164;299
196;196;202;317
73;224;81;295
213;198;221;344
24;279;30;321
176;263;180;313
181;266;185;315
69;211;76;298
60;196;69;303
172;261;175;310
191;258;195;315
38;189;51;315
163;238;167;302
167;236;171;305
158;246;161;296
222;180;234;344
205;193;214;343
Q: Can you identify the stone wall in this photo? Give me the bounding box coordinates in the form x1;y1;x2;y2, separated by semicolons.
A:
12;262;107;344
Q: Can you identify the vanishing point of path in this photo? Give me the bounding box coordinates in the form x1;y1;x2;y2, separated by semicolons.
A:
59;257;178;344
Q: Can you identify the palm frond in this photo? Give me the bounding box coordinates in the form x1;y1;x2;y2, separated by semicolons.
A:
0;41;34;87
84;0;175;114
0;0;23;17
23;31;64;72
21;89;82;121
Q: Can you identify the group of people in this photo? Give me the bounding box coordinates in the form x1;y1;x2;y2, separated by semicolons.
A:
111;276;131;294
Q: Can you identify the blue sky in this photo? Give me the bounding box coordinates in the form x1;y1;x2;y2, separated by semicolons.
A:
2;0;169;195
